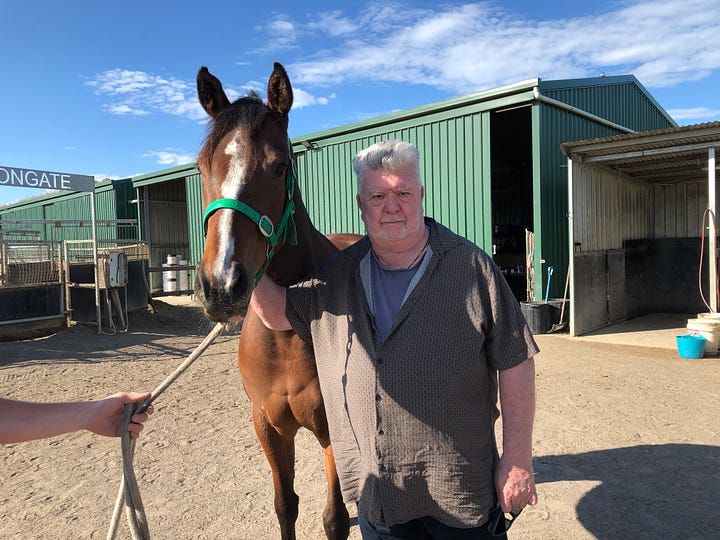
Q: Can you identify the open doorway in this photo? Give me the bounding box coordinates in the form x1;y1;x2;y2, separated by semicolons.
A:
138;178;191;293
490;105;533;301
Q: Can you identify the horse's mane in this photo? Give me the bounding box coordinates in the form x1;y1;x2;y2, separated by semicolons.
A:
199;92;268;170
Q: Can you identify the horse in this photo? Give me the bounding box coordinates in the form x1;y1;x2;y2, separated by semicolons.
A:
193;63;359;540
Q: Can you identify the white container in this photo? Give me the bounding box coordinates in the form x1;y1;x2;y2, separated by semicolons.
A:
167;254;179;266
178;259;189;291
686;318;720;356
162;263;178;292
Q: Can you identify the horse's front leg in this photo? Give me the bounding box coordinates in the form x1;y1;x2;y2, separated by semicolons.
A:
252;407;299;540
320;441;350;540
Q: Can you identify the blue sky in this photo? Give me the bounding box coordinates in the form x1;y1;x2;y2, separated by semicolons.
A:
2;0;719;206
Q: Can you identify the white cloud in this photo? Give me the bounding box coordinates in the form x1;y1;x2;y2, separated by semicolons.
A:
93;174;121;182
292;88;336;109
668;107;720;122
142;149;196;167
89;66;334;122
280;0;720;94
306;10;356;37
249;14;300;54
87;69;206;121
107;103;149;116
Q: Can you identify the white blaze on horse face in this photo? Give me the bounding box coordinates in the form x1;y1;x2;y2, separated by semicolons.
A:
213;135;247;289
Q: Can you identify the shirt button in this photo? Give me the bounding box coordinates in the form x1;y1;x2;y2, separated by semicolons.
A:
379;465;387;472
378;429;384;435
375;394;382;401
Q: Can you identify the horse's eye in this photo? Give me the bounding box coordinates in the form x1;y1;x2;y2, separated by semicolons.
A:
274;163;288;177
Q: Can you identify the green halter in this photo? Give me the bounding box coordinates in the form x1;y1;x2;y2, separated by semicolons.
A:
202;142;298;286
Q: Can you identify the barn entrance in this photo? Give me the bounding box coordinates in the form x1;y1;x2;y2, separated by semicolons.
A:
490;105;534;301
136;177;192;294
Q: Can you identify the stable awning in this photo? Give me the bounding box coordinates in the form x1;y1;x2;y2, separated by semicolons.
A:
562;122;720;332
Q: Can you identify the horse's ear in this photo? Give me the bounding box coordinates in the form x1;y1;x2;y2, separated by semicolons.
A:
197;66;230;119
267;62;293;117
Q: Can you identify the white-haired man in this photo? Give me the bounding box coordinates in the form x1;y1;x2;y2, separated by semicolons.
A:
252;140;538;539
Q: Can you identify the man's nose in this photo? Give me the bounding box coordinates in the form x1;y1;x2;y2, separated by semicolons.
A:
384;192;401;210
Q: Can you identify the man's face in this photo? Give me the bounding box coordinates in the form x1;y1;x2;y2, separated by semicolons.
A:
356;165;425;245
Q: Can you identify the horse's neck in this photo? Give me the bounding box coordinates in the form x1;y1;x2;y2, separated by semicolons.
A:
266;195;337;286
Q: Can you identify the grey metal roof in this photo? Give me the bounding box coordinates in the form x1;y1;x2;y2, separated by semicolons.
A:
561;122;720;183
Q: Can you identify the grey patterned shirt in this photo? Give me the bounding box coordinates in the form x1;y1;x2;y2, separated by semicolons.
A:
286;218;539;528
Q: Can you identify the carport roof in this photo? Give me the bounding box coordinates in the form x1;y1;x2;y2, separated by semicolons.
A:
560;121;720;183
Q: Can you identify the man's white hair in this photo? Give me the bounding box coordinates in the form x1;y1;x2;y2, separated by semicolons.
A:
353;140;421;192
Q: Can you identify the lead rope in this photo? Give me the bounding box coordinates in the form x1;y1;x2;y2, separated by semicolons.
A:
107;322;227;540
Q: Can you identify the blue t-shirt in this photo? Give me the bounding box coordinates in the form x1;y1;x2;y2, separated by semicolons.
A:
369;252;422;340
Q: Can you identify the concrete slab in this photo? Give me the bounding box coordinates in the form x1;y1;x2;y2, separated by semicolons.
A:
572;312;696;351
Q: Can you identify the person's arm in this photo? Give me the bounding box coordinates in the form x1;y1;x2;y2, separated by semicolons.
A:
250;275;292;331
0;392;153;444
495;356;538;512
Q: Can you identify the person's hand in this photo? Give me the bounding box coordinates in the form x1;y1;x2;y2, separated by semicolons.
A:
494;456;538;513
85;392;154;439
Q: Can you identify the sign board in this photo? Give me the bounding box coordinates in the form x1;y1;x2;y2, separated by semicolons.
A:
0;165;95;193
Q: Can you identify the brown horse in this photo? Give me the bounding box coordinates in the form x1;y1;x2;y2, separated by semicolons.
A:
193;63;358;540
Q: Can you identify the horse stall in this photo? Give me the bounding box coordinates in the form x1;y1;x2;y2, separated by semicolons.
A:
132;165;203;296
0;240;66;340
0;179;152;337
562;122;720;336
63;239;151;329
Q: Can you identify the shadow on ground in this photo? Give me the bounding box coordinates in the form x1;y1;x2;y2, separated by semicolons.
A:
536;443;719;539
0;300;235;368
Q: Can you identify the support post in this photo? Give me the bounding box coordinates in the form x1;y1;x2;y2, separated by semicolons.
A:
710;148;717;313
567;156;575;335
91;191;102;333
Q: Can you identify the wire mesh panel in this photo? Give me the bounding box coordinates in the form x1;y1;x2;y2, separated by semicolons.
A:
0;241;62;287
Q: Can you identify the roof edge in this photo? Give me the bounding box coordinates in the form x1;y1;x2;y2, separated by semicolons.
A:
540;74;677;127
132;162;198;185
560;121;720;157
292;77;541;145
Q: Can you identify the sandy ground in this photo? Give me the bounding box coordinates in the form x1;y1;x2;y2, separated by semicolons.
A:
1;299;719;540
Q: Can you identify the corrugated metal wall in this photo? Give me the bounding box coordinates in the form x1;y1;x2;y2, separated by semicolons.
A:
185;172;204;282
541;77;674;132
571;163;652;251
652;181;711;238
295;110;494;249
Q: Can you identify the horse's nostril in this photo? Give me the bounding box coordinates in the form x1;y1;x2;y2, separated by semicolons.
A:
193;261;251;321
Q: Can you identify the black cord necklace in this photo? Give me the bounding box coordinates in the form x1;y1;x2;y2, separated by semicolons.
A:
374;227;430;271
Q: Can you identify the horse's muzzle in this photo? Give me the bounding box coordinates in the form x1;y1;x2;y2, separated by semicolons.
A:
194;262;250;322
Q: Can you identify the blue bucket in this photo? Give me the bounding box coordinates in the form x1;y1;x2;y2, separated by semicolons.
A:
676;334;706;359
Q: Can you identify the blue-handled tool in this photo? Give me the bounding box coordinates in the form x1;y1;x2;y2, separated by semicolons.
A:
545;266;554;302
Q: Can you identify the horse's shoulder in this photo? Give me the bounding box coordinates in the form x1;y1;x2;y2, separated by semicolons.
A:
325;233;363;251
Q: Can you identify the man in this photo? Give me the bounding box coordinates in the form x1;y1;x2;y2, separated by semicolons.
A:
252;140;538;539
1;392;153;444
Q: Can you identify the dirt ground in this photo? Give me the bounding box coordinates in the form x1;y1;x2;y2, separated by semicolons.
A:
1;299;718;540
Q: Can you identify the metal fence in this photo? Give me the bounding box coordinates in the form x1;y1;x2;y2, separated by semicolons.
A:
0;240;63;287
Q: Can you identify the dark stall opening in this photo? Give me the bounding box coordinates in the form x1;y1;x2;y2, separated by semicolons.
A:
490;105;534;301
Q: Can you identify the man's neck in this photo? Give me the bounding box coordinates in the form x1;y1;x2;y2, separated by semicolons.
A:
371;226;430;270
